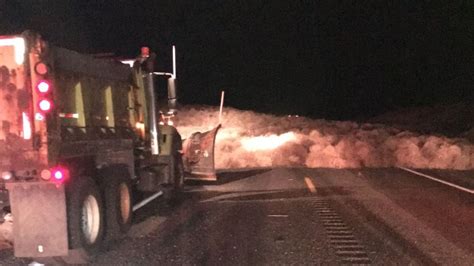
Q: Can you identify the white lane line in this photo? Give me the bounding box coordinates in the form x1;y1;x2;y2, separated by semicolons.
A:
326;226;352;232
341;258;371;263
328;235;355;238
398;167;474;194
336;250;367;255
325;224;349;228
327;230;353;234
341;257;371;261
335;245;364;249
268;214;289;218
327;232;354;235
325;224;346;227
304;177;317;193
330;240;359;245
329;236;356;240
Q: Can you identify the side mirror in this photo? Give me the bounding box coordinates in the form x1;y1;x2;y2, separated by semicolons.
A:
167;77;177;112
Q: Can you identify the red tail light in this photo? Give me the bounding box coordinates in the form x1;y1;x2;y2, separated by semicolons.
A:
50;166;69;183
37;81;50;93
38;99;52;111
33;73;54;115
53;170;64;180
34;62;49;75
141;46;150;57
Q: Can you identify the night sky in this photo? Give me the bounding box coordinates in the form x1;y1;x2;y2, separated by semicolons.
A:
1;0;473;120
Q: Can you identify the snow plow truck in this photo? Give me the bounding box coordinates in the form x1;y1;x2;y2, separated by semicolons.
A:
0;31;219;262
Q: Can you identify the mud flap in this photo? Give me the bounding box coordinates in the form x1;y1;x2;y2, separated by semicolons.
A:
182;125;221;181
6;182;68;257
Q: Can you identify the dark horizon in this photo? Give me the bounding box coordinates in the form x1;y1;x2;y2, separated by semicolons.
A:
1;0;473;120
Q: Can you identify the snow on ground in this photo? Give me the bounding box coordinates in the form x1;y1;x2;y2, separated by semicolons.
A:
1;104;472;249
177;105;474;170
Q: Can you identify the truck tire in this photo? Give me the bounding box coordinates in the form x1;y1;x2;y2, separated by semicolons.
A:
103;172;133;241
165;154;185;205
174;154;185;192
66;176;105;254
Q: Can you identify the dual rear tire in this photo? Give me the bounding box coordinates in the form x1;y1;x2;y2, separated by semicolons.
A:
174;154;185;192
103;172;133;240
64;160;181;257
66;176;105;254
65;171;132;257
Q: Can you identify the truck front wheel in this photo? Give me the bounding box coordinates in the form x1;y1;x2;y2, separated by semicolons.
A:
66;176;105;253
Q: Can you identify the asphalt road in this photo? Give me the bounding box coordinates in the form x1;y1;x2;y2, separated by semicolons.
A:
0;167;473;265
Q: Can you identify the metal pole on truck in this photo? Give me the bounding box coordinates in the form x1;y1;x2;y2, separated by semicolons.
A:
218;91;225;125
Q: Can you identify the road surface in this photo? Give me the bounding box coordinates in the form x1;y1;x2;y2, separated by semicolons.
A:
0;167;473;265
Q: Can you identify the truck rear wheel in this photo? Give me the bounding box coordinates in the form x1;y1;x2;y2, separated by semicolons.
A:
103;172;133;241
66;176;105;253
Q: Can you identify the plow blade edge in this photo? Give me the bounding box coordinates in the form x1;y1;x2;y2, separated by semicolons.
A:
182;125;221;181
